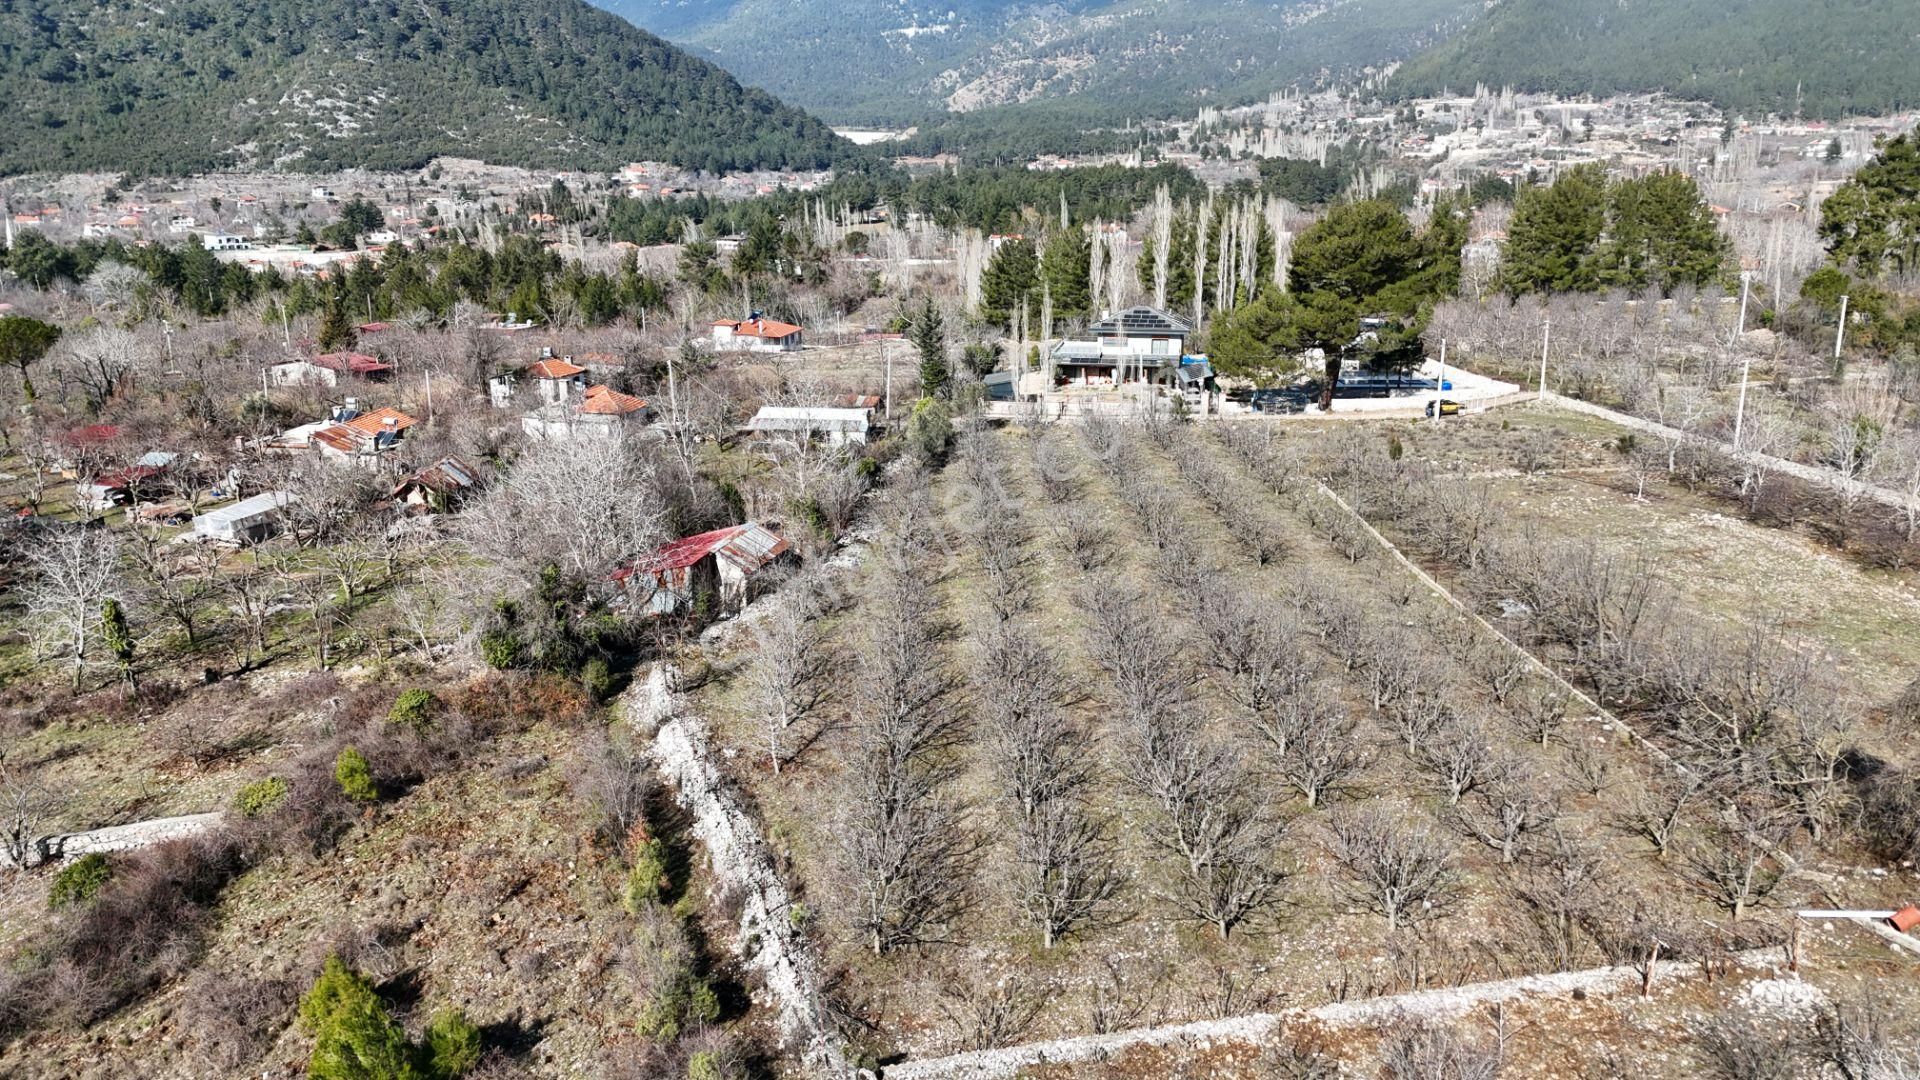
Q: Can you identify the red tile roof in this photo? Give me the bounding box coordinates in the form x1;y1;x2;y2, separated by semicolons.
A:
527;358;586;379
312;352;393;374
714;317;803;340
340;407;418;437
1893;906;1920;934
580;384;648;416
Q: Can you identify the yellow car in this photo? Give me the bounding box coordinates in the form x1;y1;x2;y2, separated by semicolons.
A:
1425;398;1463;417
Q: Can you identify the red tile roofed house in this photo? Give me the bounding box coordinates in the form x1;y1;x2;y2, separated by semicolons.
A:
268;352;393;387
712;315;803;353
580;384;648;416
617;522;792;615
311;406;417;463
521;384;653;441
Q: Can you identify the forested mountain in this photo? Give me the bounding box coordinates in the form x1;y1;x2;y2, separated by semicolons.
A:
0;0;850;176
1390;0;1920;118
591;0;1477;124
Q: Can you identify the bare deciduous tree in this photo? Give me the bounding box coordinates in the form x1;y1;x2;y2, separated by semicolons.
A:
1616;766;1711;859
1378;1015;1504;1080
1508;832;1611;971
746;577;835;773
1328;802;1460;932
23;526;123;689
1251;695;1367;809
1;757;60;869
836;484;976;954
460;432;665;591
1455;770;1562;863
1679;795;1795;921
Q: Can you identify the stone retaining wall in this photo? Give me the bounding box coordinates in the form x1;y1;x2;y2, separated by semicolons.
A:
3;812;226;869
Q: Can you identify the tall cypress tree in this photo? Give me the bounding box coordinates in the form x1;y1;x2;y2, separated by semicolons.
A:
909;295;948;398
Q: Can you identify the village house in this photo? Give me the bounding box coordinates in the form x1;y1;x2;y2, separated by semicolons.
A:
305;405;418;464
741;405;876;448
390;456;479;513
268;352;394;387
76;452;179;511
521;383;653;441
711;315;803;353
618;522;792;616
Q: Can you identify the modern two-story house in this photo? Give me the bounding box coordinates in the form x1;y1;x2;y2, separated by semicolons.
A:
1048;307;1195;387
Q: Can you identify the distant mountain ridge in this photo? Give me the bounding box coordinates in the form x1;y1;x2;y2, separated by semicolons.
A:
0;0;851;176
1389;0;1920;118
591;0;1478;124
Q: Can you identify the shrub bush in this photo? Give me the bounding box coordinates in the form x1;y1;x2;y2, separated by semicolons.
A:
298;956;417;1080
479;629;521;671
180;968;297;1073
631;906;720;1042
425;1009;482;1078
48;853;112;910
387;688;439;733
334;747;378;803
581;658;613;704
234;777;290;818
621;824;671;914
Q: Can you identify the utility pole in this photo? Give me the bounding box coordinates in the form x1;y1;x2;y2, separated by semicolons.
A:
424;370;433;421
1537;320;1551;400
1729;270;1751;347
884;341;894;423
1731;349;1752;451
1433;338;1446;425
1833;294;1850;372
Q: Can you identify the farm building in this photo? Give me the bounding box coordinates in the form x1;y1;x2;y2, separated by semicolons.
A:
619;522;792;616
741;406;875;448
193;491;297;545
391;456;480;512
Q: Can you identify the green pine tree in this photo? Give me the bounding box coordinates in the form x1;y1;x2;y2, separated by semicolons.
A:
0;314;60;404
1501;164;1608;296
317;293;358;352
1039;228;1093;330
978;237;1038;330
101;598;136;697
299;957;423;1080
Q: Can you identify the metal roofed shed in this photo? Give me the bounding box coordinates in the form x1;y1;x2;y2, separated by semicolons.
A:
193;491;297;545
742;406;875;447
620;522;793;615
